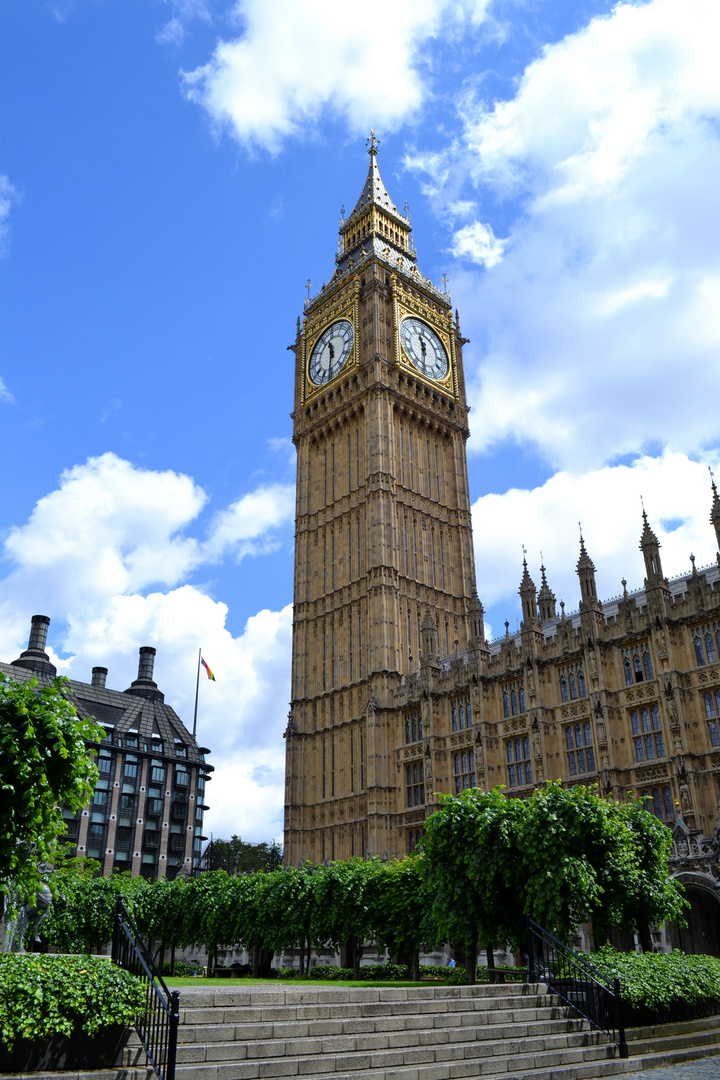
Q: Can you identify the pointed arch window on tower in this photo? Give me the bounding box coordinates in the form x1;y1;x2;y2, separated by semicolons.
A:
642;645;654;680
641;786;674;822
630;705;666;762
703;691;720;747
694;635;706;665
453;749;475;792
558;665;586;702
622;645;651;684
506;737;532;788
566;722;595;776
452;696;471;732
706;633;718;664
406;761;425;806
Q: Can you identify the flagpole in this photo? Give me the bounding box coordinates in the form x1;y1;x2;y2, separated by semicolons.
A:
192;647;201;738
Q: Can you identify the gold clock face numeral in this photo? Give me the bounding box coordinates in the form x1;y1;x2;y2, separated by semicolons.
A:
400;317;449;381
309;320;354;385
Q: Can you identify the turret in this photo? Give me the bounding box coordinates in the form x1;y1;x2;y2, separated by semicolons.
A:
577;531;599;606
710;468;720;554
519;557;538;628
640;506;665;585
468;593;486;643
537;562;557;622
11;615;57;678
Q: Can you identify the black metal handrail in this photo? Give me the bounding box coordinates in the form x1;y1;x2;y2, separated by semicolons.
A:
526;915;628;1059
112;895;180;1080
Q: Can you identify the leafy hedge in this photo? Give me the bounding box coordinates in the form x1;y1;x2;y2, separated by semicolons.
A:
588;946;720;1011
279;963;411;981
0;955;145;1050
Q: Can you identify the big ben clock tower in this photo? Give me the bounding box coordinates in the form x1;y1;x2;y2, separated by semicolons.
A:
284;134;478;865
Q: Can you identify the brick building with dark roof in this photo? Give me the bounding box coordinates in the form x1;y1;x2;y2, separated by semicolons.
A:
1;616;212;880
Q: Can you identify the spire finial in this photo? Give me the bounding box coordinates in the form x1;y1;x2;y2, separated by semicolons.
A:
367;129;379;157
710;465;718;495
641;494;648;523
305;278;313;302
522;543;527;567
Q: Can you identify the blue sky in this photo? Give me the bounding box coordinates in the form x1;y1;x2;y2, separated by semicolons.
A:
1;0;719;841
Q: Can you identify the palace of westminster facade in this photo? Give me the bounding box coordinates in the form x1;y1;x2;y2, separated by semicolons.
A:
283;138;720;944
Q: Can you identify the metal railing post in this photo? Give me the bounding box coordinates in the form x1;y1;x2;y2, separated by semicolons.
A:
166;991;180;1080
525;914;535;983
615;977;628;1058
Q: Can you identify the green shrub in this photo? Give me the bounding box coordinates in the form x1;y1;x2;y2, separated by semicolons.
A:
278;963;410;981
162;960;204;977
0;954;145;1050
586;947;720;1011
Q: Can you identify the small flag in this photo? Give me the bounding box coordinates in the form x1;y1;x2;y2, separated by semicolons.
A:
201;657;216;681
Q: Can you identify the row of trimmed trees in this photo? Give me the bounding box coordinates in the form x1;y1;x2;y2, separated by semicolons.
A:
42;783;687;979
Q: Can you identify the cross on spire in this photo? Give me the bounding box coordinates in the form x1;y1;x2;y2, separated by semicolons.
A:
367;129;379;156
305;279;313;301
441;273;449;294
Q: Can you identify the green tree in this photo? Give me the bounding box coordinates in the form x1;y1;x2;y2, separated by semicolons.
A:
203;835;283;874
611;799;687;951
372;856;428;979
519;782;686;948
311;858;378;977
43;872;147;954
0;676;102;903
255;864;319;975
422;788;527;981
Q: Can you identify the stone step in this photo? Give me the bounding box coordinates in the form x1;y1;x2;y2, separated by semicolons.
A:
168;1040;720;1080
173;1023;609;1064
179;1013;585;1048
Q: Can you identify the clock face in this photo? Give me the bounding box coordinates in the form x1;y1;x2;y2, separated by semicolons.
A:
400;318;449;381
308;320;354;385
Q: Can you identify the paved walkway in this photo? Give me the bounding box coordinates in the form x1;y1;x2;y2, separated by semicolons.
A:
598;1054;720;1078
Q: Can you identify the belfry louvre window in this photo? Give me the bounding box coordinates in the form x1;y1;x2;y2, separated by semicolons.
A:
452;696;472;732
405;711;423;744
703;690;720;746
506;737;532;788
453;749;475;793
502;682;526;718
623;644;654;686
559;664;587;703
566;722;595;776
630;705;666;762
406;761;425;807
641;786;674;822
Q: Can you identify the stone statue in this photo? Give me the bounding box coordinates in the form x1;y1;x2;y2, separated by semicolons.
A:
3;884;53;953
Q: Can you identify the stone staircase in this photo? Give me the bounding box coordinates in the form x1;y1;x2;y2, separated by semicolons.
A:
9;982;720;1080
138;982;720;1080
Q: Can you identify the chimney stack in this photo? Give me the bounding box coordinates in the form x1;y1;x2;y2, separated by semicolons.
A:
91;667;108;689
124;646;164;702
11;615;57;677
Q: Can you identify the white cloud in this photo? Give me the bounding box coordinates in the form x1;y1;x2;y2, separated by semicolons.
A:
0;175;17;256
410;0;720;470
0;453;295;842
204;483;294;562
157;0;212;46
0;377;13;404
472;449;720;628
451;220;505;267
182;0;494;152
